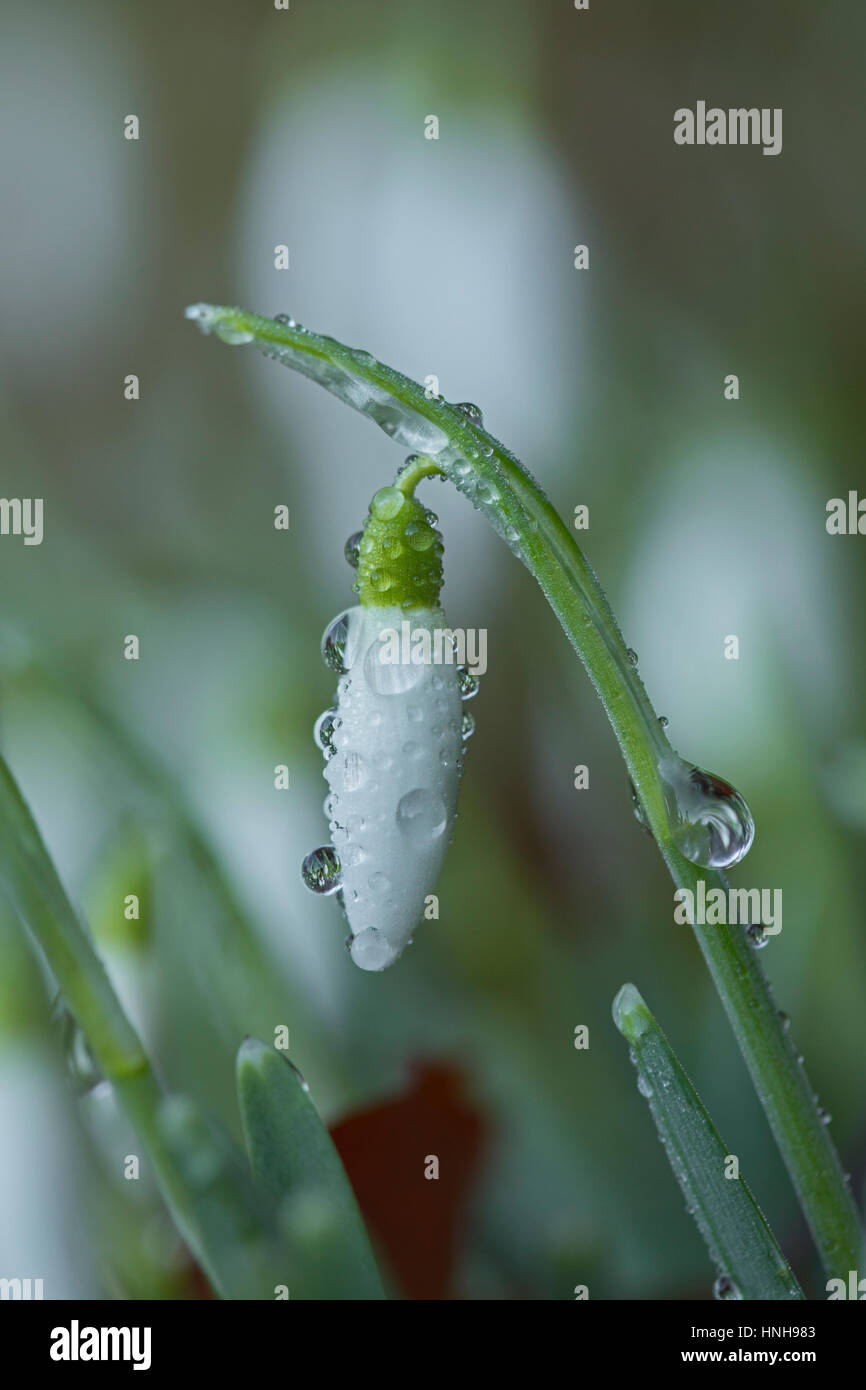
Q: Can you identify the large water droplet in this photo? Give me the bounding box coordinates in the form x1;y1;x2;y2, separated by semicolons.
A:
713;1275;742;1302
321;611;352;673
626;647;639;666
370;485;405;521
301;847;342;895
314;708;340;758
344;531;362;568
273;312;296;326
349;928;398;972
660;758;755;869
56;1004;103;1096
397;788;447;844
454;401;484;425
363;632;427;695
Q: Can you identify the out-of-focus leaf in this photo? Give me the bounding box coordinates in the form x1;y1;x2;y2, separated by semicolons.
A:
236;1037;385;1300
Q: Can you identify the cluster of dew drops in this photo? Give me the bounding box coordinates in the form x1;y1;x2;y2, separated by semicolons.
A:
300;460;481;912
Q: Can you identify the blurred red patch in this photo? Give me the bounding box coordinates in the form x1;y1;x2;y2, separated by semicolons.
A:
330;1061;485;1300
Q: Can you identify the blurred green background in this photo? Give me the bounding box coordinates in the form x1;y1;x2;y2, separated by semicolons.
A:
1;0;864;1299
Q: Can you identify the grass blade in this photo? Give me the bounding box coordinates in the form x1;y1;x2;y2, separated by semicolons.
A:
613;983;803;1301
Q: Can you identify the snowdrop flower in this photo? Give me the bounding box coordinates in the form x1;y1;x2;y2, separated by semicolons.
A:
302;473;477;971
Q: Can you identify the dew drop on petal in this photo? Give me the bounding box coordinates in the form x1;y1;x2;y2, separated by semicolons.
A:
301;847;342;895
321;611;353;673
349;928;398;972
457;666;480;700
368;872;391;899
313;708;340;758
396;788;447;844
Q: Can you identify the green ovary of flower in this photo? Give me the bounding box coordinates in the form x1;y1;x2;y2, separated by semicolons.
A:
356;485;443;609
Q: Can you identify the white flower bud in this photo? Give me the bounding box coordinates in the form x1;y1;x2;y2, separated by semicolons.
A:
324;605;463;971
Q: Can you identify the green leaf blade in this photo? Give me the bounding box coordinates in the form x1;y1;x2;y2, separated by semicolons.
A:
236;1038;385;1300
613;983;803;1301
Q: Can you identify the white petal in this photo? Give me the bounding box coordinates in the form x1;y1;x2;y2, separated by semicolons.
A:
324;605;463;970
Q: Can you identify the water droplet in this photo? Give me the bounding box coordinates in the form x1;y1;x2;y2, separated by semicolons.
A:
214;323;255;346
363;632;427;696
817;1105;832;1125
349;928;398;972
341;751;367;792
746;922;769;950
273;312;296;326
629;780;653;836
404;521;435;552
397;788;447;844
777;1010;791;1031
370;485;405;521
713;1275;742;1302
637;1074;654;1099
321;611;353;673
344;531;362;568
313;708;340;758
658;715;670;729
461;710;476;741
301;847;342;895
659;757;755;870
626;648;639;667
55;1005;103;1096
457;666;479;700
367;872;391;899
454;401;484;425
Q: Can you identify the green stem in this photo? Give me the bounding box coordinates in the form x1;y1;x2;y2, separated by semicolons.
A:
186;303;865;1280
395;454;445;494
